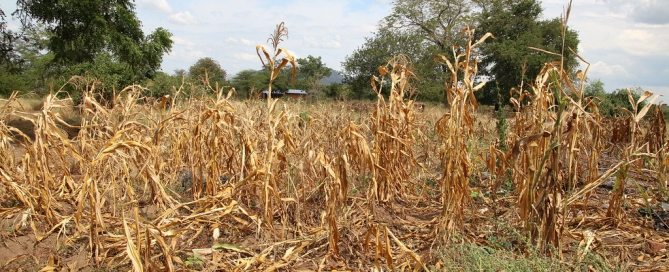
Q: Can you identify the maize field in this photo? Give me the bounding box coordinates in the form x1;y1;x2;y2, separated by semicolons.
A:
1;20;669;272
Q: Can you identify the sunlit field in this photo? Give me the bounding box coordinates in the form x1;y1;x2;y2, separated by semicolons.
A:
2;26;669;271
2;0;669;269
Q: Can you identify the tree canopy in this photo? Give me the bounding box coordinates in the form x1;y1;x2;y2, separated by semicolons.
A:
385;0;489;52
230;69;270;98
476;0;579;105
188;57;227;87
230;55;334;99
342;28;434;100
343;0;580;105
296;55;331;91
13;0;172;74
0;9;20;68
0;0;173;96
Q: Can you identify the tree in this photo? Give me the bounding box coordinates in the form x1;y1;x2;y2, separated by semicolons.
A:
476;0;579;105
324;83;352;100
174;69;187;79
15;0;172;72
2;0;172;89
231;69;264;98
343;28;433;100
188;57;227;87
142;71;180;98
584;79;605;97
583;79;646;117
0;9;21;68
0;24;53;96
344;0;492;102
385;0;489;53
296;55;330;92
386;0;498;104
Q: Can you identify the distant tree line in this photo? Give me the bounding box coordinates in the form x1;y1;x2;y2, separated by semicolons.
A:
141;55;340;100
342;0;580;106
0;0;650;111
583;79;656;117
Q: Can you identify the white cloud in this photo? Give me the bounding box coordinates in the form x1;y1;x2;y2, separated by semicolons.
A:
137;0;172;13
602;0;669;25
137;0;199;26
589;61;631;78
169;11;197;25
239;38;254;46
167;47;205;63
166;36;204;65
5;22;19;32
233;53;258;61
226;38;256;47
617;28;669;56
303;35;342;49
540;0;669;100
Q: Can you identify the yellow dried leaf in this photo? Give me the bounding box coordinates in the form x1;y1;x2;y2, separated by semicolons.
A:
378;66;388;77
123;218;144;272
637;90;654;106
635;96;658;122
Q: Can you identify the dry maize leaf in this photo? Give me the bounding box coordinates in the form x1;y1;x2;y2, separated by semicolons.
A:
383;227;393;267
212;227;220;240
386;226;427;271
213;243;253;255
626;90;637;110
435;55;456;75
273;59;290;78
263;262;289;272
578;230;596;261
510;97;521;109
472;32;494;48
528;46;561;58
637;90;654;106
123;218;144;272
38;266;57;272
256;45;271;66
378;66;388;77
192;248;214;256
635;96;658;122
473;81;486;92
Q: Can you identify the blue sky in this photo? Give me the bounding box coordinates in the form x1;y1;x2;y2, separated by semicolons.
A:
2;0;668;99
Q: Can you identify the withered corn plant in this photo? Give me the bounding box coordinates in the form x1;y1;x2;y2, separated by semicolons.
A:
582;97;604;207
254;21;298;234
503;2;610;254
606;89;657;223
507;62;561;254
434;28;492;238
647;106;667;189
368;55;418;203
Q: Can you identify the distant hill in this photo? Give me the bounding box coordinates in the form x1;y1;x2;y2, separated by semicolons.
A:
319;69;344;85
